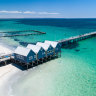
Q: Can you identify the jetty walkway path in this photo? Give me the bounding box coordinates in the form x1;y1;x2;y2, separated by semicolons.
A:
0;31;96;69
58;32;96;47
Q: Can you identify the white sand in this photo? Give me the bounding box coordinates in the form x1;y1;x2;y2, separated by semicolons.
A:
0;64;19;86
0;44;20;96
0;45;17;88
0;64;20;96
0;44;13;56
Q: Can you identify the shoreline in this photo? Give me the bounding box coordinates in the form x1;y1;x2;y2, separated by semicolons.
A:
0;43;21;96
0;64;20;96
0;36;20;51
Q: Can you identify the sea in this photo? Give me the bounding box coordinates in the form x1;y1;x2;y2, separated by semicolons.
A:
0;18;96;96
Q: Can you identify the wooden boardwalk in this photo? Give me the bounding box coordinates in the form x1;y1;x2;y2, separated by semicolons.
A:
0;30;46;37
58;32;96;47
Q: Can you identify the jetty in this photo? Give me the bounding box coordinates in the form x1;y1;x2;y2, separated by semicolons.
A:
0;30;46;37
0;33;44;37
0;32;96;70
58;32;96;47
0;54;12;65
0;30;46;34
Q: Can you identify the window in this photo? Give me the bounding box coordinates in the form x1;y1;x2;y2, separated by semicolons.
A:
29;56;33;60
16;55;19;58
16;55;24;60
20;56;24;60
42;52;45;55
50;50;53;53
41;48;43;51
34;55;36;59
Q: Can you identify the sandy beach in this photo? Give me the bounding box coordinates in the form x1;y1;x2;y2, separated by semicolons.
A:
0;64;20;86
0;44;13;56
0;64;20;96
0;44;20;96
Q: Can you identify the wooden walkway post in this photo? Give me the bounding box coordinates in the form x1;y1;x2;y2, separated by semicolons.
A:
60;50;61;57
4;61;7;65
42;59;43;63
37;60;38;65
27;63;29;70
31;62;33;67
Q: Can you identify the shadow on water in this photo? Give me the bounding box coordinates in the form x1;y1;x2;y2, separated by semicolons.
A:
62;42;79;49
75;49;80;52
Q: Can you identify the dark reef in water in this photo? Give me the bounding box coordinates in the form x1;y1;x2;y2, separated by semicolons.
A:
13;18;96;30
14;38;19;42
19;42;29;46
82;48;87;49
75;49;80;52
19;41;42;47
14;38;35;46
62;43;79;49
14;38;43;47
19;42;36;47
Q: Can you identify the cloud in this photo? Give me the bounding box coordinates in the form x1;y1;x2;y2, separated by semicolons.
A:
23;11;60;15
0;10;22;14
38;12;60;15
23;11;36;14
0;10;60;15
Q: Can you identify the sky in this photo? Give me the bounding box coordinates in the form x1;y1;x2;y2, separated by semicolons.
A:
0;0;96;18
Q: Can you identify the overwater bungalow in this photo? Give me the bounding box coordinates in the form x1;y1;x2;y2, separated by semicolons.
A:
45;40;61;54
27;44;46;62
14;46;36;64
36;42;54;57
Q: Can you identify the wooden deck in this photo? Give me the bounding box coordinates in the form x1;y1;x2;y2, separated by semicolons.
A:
58;32;96;47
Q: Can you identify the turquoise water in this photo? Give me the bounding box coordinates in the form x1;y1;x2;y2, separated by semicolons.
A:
0;19;96;96
0;19;96;46
7;37;96;96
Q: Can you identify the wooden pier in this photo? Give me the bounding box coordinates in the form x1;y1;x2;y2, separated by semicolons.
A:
58;32;96;47
0;33;44;37
0;30;46;37
0;54;12;65
0;30;46;34
0;31;96;70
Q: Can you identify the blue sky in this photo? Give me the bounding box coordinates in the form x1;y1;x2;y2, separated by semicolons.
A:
0;0;96;18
